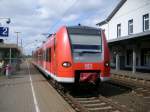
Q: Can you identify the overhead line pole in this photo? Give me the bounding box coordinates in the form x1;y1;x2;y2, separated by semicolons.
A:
14;32;21;46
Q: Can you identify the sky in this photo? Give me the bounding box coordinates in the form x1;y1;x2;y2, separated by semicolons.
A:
0;0;120;55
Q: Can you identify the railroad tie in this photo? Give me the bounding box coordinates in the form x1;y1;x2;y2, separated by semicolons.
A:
87;106;112;111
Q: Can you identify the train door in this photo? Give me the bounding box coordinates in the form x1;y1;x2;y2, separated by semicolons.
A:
46;48;51;72
52;36;57;76
43;49;46;69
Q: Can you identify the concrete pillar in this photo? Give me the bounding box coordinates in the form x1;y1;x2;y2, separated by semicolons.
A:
116;53;120;71
132;48;136;73
9;48;11;64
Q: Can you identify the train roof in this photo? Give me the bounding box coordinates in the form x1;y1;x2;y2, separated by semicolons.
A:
67;25;101;35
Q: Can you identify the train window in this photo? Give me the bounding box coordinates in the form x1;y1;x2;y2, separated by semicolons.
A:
46;48;51;62
43;50;46;61
54;36;56;51
38;50;42;61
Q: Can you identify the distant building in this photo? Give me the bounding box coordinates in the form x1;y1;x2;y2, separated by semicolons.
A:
0;39;21;71
97;0;150;73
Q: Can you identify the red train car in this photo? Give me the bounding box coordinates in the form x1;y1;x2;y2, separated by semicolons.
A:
33;25;111;85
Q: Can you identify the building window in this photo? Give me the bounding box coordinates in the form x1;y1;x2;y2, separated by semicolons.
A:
128;19;133;34
126;50;132;66
117;24;121;37
141;48;150;66
143;14;149;31
110;55;116;67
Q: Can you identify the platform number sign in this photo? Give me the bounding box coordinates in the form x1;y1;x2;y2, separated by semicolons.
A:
0;27;9;37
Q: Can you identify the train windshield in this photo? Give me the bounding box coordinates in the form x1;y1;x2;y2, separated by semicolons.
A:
69;33;102;62
70;34;101;52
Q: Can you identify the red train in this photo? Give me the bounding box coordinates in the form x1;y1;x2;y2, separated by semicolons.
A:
33;25;110;86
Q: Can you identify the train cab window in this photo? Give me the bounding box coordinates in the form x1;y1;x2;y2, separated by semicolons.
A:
69;34;102;52
68;27;102;62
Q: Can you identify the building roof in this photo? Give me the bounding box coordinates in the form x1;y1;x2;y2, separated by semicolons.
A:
96;0;127;26
108;30;150;44
0;43;21;52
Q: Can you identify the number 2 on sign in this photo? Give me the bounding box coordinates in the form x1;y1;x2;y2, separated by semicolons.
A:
2;27;8;35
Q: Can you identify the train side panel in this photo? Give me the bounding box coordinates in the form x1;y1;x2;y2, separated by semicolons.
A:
55;26;74;82
100;30;111;81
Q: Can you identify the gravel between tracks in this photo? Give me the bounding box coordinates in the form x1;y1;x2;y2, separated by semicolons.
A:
104;78;150;112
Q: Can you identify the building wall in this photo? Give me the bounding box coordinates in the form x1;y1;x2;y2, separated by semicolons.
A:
100;0;150;71
110;41;150;70
101;24;109;39
101;0;150;40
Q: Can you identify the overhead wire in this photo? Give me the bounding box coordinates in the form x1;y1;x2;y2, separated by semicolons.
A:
48;0;78;32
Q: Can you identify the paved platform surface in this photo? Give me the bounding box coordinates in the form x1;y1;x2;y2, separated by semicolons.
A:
0;61;75;112
111;69;150;81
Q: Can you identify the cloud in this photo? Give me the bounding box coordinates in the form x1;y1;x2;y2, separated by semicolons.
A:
62;14;78;22
0;0;37;17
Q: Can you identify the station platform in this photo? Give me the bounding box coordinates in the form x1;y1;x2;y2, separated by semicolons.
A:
111;69;150;81
0;61;75;112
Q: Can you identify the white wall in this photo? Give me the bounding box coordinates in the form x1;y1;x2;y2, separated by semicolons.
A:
101;0;150;40
101;24;109;40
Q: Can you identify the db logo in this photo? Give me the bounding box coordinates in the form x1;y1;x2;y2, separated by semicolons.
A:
84;64;93;69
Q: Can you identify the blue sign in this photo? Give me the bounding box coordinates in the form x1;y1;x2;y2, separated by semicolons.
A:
0;27;9;37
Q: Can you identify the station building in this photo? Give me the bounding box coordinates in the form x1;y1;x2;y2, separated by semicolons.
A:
0;39;21;72
97;0;150;73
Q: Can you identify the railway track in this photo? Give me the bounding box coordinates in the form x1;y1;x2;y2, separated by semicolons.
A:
53;77;150;112
70;95;129;112
109;75;150;111
110;75;150;97
48;79;132;112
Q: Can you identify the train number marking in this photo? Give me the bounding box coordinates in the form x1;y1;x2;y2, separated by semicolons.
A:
84;64;93;69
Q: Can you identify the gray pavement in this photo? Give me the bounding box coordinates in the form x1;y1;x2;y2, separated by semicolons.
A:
0;61;75;112
111;69;150;81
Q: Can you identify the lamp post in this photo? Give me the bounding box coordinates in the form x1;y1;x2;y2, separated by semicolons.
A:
0;18;11;25
14;32;21;46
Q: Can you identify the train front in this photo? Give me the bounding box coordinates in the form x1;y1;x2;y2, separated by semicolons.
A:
67;26;111;85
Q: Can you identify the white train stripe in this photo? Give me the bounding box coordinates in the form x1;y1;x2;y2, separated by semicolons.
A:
34;62;110;83
36;64;74;83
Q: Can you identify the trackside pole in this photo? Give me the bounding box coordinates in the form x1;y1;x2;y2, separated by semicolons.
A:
6;64;10;78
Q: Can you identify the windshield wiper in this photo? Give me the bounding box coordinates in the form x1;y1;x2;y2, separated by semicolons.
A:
78;51;101;55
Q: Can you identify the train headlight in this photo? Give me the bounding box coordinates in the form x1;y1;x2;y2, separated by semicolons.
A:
62;62;71;67
104;62;110;67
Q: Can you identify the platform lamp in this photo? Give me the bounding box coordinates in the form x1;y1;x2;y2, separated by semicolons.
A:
0;18;11;25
